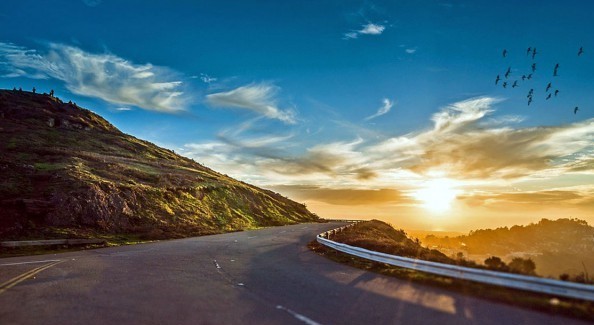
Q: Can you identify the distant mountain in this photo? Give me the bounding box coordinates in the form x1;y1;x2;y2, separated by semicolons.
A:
0;89;320;240
423;218;594;277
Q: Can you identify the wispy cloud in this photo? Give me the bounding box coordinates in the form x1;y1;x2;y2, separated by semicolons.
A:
405;48;417;54
360;23;385;35
185;96;594;190
362;97;594;181
365;98;393;121
0;42;188;112
198;73;217;84
270;186;413;206
460;188;594;209
344;23;386;40
206;83;296;124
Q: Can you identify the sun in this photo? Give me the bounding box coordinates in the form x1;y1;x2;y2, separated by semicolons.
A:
413;178;460;214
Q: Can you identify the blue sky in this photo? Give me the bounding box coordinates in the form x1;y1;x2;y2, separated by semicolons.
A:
1;0;594;230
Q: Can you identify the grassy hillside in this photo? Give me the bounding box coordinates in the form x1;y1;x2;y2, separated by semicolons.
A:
330;220;454;264
0;89;320;240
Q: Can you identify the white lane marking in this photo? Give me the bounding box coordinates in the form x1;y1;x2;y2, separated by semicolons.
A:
237;283;244;286
0;259;61;267
213;260;221;269
280;230;287;234
276;305;323;325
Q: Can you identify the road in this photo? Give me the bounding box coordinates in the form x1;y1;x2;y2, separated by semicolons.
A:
0;222;588;325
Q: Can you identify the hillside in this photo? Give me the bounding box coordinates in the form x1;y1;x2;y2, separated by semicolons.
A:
330;220;454;264
0;89;320;240
422;218;594;277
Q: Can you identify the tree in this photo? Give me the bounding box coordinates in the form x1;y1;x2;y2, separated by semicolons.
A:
484;256;508;271
508;257;536;275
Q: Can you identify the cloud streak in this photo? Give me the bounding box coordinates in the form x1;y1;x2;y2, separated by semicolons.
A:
0;42;188;112
344;23;386;39
365;98;393;121
460;189;594;209
270;186;413;206
206;83;296;124
185;96;594;190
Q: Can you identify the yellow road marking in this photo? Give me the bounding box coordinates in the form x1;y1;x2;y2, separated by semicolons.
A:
0;260;64;295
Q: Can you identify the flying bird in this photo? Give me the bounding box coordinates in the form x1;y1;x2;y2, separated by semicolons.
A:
554;89;559;97
531;63;536;72
526;47;532;55
574;106;579;114
495;75;501;85
578;47;584;56
546;82;552;92
522;75;526;81
532;48;537;59
553;63;559;76
505;67;511;78
512;81;519;88
527;73;533;80
503;81;508;88
528;97;533;106
503;49;508;57
546;93;552;100
527;88;534;97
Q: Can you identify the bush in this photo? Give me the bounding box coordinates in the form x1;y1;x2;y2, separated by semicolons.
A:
509;257;536;275
484;256;508;271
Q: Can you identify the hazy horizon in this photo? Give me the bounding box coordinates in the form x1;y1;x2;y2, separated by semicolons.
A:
1;1;593;232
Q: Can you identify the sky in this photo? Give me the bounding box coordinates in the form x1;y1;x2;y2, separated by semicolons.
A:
1;0;593;231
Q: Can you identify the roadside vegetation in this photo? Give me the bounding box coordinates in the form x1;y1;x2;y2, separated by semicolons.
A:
422;218;594;282
310;220;594;321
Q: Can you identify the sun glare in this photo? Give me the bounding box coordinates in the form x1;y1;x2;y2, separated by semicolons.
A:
413;178;459;214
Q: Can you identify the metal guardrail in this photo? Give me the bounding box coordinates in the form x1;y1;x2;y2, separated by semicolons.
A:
1;239;107;248
317;223;594;302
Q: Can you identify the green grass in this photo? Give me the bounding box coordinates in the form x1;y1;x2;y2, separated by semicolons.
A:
34;162;67;171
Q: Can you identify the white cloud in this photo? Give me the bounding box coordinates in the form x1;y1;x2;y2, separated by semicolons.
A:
405;48;417;54
360;23;385;35
344;23;386;40
206;83;296;124
0;42;188;112
185;96;594;189
365;98;393;121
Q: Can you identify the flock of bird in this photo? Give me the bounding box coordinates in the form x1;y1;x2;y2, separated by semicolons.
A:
495;46;585;114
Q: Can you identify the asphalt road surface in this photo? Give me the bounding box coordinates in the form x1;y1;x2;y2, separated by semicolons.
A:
0;222;589;325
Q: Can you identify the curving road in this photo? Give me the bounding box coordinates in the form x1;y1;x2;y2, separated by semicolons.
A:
0;222;588;325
